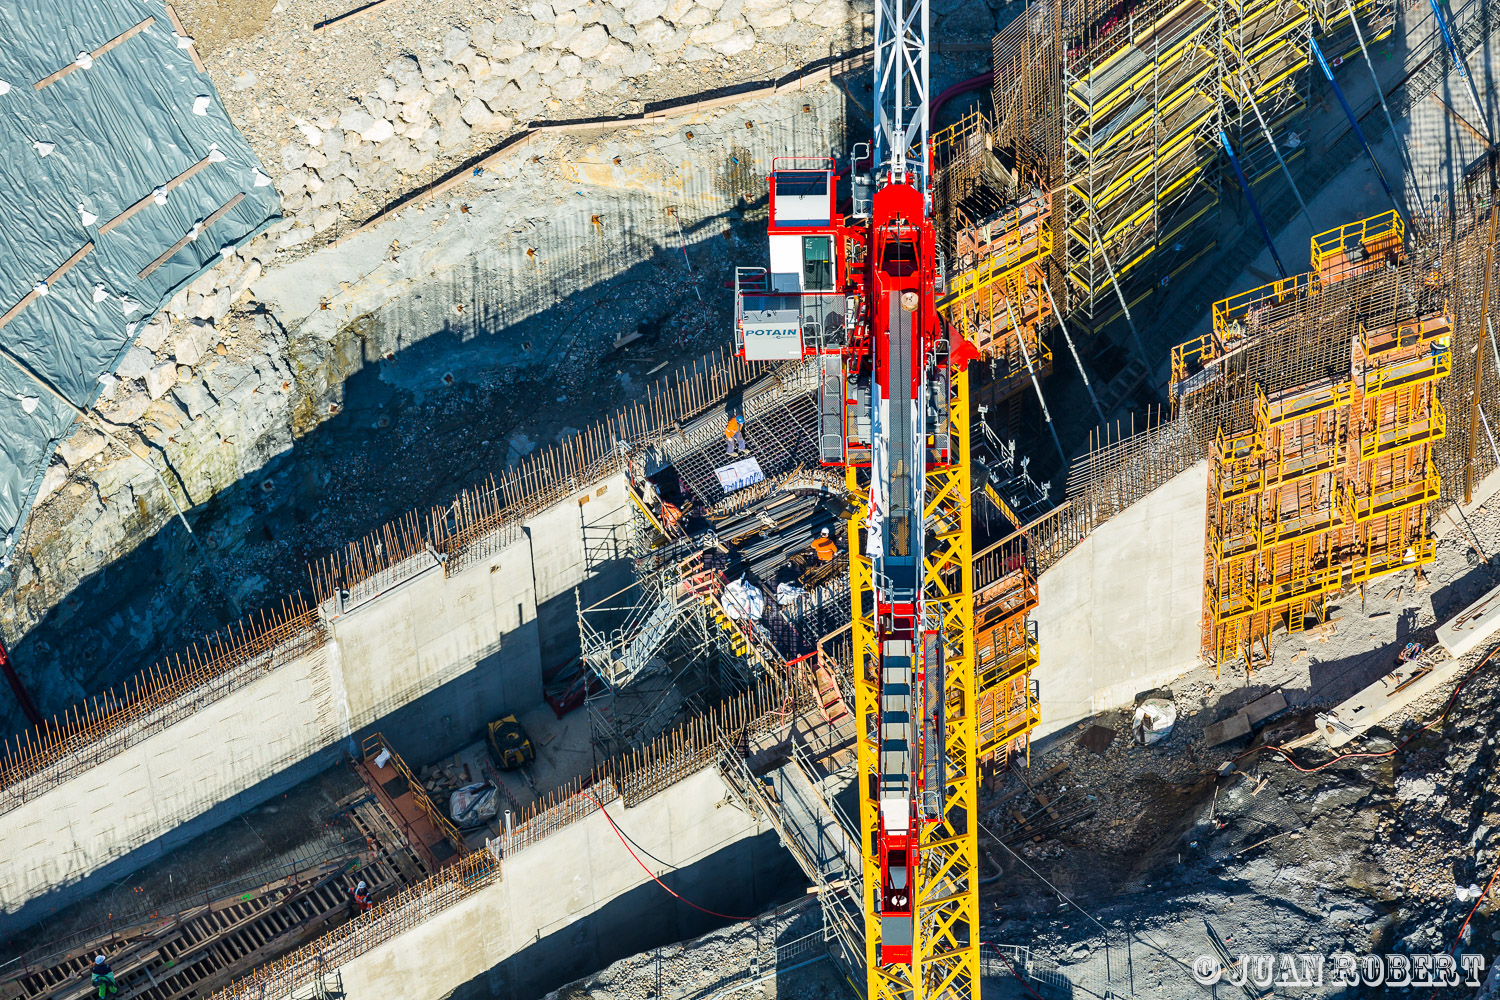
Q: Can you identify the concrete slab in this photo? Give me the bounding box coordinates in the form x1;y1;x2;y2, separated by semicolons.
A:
1242;691;1287;726
1434;579;1500;659
1316;656;1467;749
1203;713;1252;747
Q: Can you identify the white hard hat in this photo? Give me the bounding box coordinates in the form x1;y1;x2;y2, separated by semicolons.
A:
95;956;106;965
356;880;366;891
821;527;830;537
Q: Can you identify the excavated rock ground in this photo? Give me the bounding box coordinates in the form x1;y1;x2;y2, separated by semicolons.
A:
979;501;1500;998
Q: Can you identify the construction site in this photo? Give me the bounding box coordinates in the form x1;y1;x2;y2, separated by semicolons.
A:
4;0;1500;997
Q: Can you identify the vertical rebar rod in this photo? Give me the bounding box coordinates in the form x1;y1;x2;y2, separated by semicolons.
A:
1468;203;1498;502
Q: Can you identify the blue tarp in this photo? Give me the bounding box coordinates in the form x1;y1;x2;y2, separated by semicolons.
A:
0;0;280;563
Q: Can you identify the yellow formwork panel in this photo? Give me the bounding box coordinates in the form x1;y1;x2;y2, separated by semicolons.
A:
1311;210;1404;274
852;366;982;1000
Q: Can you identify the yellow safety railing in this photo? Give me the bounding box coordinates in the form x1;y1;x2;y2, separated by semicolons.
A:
1360;396;1447;459
1363;346;1452;394
1358;309;1452;357
1256;563;1342;612
1255;502;1341;550
1311;210;1404;274
362;733;470;859
1339;465;1442;522
941;211;1053;314
1170;336;1214;396
1212;272;1317;337
1348;535;1436;584
1255;378;1353;428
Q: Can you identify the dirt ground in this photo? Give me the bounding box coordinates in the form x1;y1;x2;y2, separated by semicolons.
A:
978;499;1500;999
172;0;280;55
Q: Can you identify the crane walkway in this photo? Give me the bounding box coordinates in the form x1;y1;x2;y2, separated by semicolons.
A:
716;710;866;973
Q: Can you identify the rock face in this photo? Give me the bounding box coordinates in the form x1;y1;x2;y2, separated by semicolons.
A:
248;0;863;251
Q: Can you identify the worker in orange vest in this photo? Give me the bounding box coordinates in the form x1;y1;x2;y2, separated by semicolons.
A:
347;880;371;918
724;413;749;457
811;527;838;562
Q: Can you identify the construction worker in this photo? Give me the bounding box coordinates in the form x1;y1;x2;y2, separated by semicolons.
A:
90;956;118;998
725;413;749;457
347;880;370;919
811;527;838;562
660;500;683;536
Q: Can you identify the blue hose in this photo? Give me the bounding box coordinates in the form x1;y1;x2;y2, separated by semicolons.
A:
1310;36;1401;214
1219;131;1288;279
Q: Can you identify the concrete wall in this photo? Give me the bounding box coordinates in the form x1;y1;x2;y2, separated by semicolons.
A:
0;474;634;934
1032;461;1209;739
337;768;802;1000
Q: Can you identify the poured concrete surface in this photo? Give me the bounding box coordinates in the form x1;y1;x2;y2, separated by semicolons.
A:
0;473;631;935
337;768;804;1000
1033;461;1209;738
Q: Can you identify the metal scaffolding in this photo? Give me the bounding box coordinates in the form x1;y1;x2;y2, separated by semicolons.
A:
1171;212;1454;668
969;0;1404;329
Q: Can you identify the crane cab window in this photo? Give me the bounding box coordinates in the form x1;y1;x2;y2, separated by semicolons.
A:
881;239;918;277
802;236;834;291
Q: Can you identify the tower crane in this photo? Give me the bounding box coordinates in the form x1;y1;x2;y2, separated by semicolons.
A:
732;0;985;994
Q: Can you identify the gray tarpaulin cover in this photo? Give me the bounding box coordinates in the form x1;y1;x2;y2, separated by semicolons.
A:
0;0;280;565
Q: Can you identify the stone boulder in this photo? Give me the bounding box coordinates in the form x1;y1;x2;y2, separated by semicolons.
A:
145;362;178;400
115;345;155;379
59;427;107;467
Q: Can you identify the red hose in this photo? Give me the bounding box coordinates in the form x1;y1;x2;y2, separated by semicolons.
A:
930;73;995;125
982;942;1047;1000
1452;857;1500;953
582;790;751;921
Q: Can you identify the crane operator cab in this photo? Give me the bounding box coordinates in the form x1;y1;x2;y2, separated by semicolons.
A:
733;158;873;467
733;157;849;362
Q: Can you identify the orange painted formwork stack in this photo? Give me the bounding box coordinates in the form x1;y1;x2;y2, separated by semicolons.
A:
972;554;1041;766
1172;212;1451;669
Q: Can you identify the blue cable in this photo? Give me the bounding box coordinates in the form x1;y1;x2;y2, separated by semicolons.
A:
1219;131;1289;279
1310;36;1401;214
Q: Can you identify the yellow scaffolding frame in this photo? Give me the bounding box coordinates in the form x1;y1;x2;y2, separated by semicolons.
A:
1190;214;1450;670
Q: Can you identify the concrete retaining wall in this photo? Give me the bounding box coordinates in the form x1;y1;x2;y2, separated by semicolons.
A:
0;474;634;934
1032;461;1209;739
336;768;800;1000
